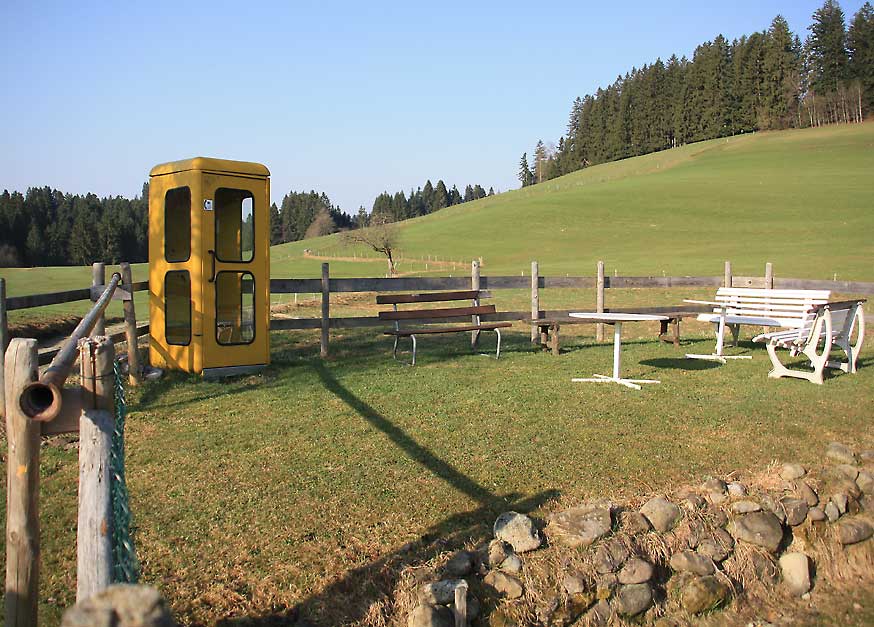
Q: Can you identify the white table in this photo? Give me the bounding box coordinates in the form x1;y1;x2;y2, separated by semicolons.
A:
682;299;753;363
569;312;670;390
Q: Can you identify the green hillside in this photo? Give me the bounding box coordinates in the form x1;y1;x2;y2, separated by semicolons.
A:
272;123;874;281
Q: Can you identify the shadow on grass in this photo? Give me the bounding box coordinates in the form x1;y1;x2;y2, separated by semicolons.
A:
639;357;722;371
213;360;559;626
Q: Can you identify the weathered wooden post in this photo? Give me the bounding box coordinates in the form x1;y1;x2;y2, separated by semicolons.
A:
471;260;481;348
119;263;141;386
596;261;605;342
5;338;40;627
724;261;732;288
1;277;8;420
530;261;539;343
765;262;774;289
92;263;106;337
77;336;115;601
320;263;330;358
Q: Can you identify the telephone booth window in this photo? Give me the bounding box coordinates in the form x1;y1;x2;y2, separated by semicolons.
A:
215;188;254;262
165;271;191;345
215;271;255;345
165;187;191;262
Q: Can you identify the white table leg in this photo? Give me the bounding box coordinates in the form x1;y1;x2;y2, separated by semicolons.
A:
613;322;622;380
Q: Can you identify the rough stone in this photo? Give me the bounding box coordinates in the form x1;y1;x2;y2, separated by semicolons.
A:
702;477;727;494
444;551;474;577
728;511;784;552
837;518;874;545
407;605;454;627
499;554;522;575
779;553;812;597
618;558;654;584
795;481;819;507
670;550;716;576
751;551;780;584
61;585;176;627
727;482;747;497
595;574;618;601
857;471;874;495
593;539;629;574
615;583;653;617
484;571;524;599
696;528;735;562
837;478;862;499
760;494;787;524
835;464;861;481
808;506;827;522
546;503;613;548
781;463;807;481
780;497;809;526
494;511;542;553
826;442;857;465
824;501;840;522
620;511;651;534
640;496;682;532
676;487;705;509
584;600;612;627
680;576;730;614
861;450;874;464
487;540;510;568
562;573;587;596
832;493;849;516
731;500;762;514
420;580;466;605
707;507;729;528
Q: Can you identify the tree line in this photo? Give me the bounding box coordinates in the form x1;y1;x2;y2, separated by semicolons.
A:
368;180;494;224
0;184;149;267
519;1;874;186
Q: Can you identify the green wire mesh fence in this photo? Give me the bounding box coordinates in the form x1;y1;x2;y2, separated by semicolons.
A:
111;359;140;583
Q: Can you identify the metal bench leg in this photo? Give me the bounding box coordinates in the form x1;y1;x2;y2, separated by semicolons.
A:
391;335;417;366
392;336;399;361
411;335;417;366
729;323;740;347
495;328;502;360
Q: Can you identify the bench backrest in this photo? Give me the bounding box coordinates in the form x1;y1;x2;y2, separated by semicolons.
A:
377;290;494;326
713;287;831;326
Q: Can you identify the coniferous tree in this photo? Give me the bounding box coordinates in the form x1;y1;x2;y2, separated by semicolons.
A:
269;202;282;245
848;2;874;116
518;153;534;187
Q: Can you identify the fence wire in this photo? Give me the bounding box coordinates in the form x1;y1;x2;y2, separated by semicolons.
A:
111;360;140;583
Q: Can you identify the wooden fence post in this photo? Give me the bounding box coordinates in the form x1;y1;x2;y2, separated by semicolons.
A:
471;260;481;348
724;261;732;288
596;261;605;342
765;262;774;289
119;263;141;386
530;261;539;343
5;338;40;627
1;277;8;421
77;336;115;601
91;263;106;337
321;263;330;358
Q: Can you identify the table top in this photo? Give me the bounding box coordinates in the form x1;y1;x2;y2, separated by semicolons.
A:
569;312;670;322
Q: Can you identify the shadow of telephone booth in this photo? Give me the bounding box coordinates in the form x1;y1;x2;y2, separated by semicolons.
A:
148;157;270;377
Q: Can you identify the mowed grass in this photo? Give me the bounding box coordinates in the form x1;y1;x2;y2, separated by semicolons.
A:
3;322;873;625
273;123;874;280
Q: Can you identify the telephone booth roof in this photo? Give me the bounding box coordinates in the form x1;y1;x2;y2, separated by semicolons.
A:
149;157;270;178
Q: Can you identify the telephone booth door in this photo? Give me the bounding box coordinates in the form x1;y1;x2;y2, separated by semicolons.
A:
149;157;270;376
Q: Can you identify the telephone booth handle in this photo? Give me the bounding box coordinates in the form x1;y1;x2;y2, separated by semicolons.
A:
207;249;216;283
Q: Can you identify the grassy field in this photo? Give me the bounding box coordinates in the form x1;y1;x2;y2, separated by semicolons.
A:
1;124;873;625
4;326;873;625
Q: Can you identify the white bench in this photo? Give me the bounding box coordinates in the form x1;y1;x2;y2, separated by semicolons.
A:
684;288;831;362
753;300;865;384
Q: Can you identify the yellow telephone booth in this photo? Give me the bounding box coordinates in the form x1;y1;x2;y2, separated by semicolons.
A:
148;157;270;377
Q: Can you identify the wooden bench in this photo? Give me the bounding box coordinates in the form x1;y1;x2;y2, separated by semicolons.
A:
685;288;831;361
531;311;692;355
752;300;865;384
378;290;512;365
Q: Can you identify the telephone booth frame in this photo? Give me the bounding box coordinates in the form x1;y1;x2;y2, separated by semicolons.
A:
148;157;270;376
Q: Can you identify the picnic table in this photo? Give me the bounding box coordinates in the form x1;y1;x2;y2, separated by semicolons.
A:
569;312;670;390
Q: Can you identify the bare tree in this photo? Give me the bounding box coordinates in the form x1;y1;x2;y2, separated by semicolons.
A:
341;216;399;275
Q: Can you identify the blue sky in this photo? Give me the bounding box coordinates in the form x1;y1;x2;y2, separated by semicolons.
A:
0;0;866;214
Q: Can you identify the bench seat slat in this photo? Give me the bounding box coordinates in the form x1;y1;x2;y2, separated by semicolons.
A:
376;290;486;304
696;313;811;327
379;304;496;320
716;288;831;298
384;322;512;336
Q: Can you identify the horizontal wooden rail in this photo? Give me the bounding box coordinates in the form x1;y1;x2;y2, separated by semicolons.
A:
37;323;150;366
6;281;149;312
